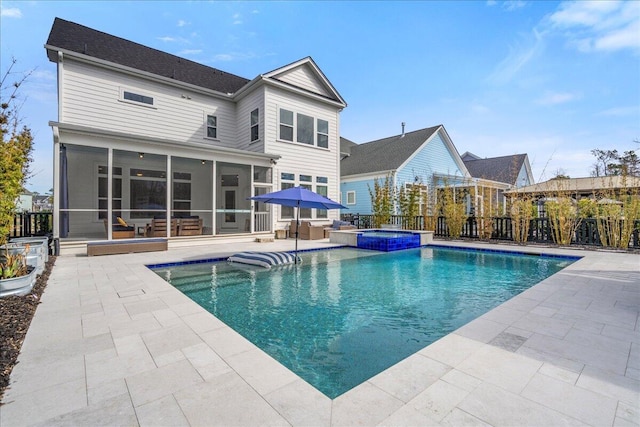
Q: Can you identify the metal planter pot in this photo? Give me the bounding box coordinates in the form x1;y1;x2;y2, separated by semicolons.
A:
0;265;36;297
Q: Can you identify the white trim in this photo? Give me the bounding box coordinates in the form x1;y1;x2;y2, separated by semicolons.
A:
346;191;356;205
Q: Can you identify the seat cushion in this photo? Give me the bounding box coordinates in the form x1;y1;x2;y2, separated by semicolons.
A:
227;251;300;269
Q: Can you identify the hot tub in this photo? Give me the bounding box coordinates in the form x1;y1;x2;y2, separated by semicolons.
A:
329;229;434;251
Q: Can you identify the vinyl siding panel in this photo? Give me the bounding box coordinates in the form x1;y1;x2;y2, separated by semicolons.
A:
61;59;239;149
340;179;376;214
396;131;465;185
272;65;331;98
235;89;265;153
263;85;341;225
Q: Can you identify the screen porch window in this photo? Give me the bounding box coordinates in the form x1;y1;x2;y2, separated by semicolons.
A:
97;166;122;219
173;172;192;214
206;115;217;139
250;108;259;142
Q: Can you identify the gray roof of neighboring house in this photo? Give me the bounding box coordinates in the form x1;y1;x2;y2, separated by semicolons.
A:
341;126;441;177
463;154;527;185
340;137;358;156
46;18;250;94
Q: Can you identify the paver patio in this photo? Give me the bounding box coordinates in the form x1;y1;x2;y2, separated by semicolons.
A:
0;239;638;426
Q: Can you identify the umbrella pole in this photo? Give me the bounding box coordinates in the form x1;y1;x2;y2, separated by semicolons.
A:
295;202;299;264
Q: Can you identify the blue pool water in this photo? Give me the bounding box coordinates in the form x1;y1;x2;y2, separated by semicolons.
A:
151;246;577;398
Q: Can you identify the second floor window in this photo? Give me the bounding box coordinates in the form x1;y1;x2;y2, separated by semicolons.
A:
206;115;217;139
251;108;259;142
317;119;329;148
280;109;294;141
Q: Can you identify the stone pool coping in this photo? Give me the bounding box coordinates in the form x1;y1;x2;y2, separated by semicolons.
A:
1;239;638;426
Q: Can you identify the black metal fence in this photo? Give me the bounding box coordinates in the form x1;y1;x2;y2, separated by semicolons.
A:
11;212;53;238
341;213;640;249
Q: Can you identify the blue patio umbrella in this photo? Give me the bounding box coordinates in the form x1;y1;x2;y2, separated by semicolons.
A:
249;186;346;263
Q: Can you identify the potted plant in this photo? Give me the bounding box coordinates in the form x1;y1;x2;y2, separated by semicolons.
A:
0;58;35;297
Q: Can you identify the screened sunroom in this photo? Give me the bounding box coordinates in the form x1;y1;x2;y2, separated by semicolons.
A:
54;139;276;242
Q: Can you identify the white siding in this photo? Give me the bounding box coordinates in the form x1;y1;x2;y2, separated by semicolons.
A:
235;89;265;153
271;64;331;98
61;59;240;149
263;85;341;224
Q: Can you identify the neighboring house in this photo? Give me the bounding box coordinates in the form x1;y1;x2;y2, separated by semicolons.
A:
461;151;534;214
506;176;640;199
505;175;640;218
16;192;33;213
33;195;53;212
45;18;346;242
461;152;534;188
340;125;472;215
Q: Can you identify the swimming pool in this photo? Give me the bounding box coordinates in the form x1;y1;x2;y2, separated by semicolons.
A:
151;246;577;398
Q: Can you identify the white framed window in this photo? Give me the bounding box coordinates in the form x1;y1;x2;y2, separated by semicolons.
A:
119;88;155;108
297;113;314;145
206;115;217;139
280;172;295;219
346;191;356;205
250;108;259;142
278;108;329;149
279;109;294;141
316;177;328;218
317;119;329;148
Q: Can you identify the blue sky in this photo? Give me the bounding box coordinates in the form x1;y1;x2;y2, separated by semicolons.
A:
1;0;638;194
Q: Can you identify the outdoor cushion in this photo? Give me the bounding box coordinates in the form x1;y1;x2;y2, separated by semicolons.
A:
116;216;128;226
227;251;300;269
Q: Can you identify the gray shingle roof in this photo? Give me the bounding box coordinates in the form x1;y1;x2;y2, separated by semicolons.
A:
340;137;358;155
341;126;441;176
46;18;250;94
463;154;527;185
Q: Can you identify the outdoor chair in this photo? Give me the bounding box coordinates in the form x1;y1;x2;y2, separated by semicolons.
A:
298;221;325;240
103;217;135;239
323;219;357;237
145;218;178;237
177;217;203;236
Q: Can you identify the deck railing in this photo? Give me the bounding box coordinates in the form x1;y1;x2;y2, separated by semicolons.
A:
10;212;53;238
340;213;640;249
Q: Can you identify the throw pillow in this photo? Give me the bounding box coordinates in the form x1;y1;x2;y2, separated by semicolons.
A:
116;217;128;227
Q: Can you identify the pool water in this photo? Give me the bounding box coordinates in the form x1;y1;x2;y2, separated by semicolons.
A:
151;246;576;398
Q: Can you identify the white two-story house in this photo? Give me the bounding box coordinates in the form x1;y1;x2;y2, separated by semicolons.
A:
45;18;346;245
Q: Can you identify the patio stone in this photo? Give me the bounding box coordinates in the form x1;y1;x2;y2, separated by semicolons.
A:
331;382;404;426
522;371;617;426
126;359;204;407
458;382;584;426
225;347;300;396
408;379;471;421
456;344;542;393
174;372;289;426
368;353;451;402
2;241;637;426
34;393;137;427
264;378;332;427
135;395;190;427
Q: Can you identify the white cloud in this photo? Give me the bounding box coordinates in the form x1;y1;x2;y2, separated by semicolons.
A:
488;28;545;84
1;7;22;18
177;19;189;27
596;106;639;117
157;36;189;44
548;0;640;52
233;13;242;25
535;91;579;105
503;1;527;12
178;49;202;56
486;1;527;11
